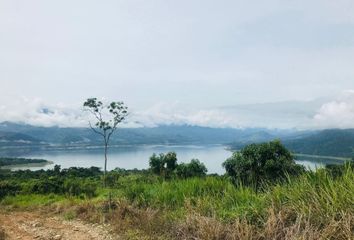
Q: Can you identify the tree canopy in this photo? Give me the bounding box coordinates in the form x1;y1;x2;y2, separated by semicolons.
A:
223;140;305;187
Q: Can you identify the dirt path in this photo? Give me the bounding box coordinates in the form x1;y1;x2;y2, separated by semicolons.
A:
0;211;118;240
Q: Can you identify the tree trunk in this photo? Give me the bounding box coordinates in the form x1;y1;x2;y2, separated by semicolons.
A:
104;141;108;187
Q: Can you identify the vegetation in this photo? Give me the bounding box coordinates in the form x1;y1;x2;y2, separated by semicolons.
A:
0;141;353;239
149;152;208;179
176;159;207;178
0;157;49;167
283;129;354;157
223;140;305;188
0;165;100;199
83;98;128;186
149;152;178;178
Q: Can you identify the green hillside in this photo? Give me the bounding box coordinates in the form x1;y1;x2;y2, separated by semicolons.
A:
283;129;354;157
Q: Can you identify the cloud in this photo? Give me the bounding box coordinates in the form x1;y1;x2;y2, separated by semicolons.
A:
312;90;354;129
131;102;236;128
0;97;86;127
1;92;354;130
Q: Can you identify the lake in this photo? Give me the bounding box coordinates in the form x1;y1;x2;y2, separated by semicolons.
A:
2;145;340;174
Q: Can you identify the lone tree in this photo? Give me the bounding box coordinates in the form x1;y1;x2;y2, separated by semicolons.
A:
223;140;304;189
83;98;128;185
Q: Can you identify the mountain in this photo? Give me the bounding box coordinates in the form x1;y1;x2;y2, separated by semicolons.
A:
4;122;353;158
283;129;354;158
0;131;44;147
229;128;354;158
0;121;297;148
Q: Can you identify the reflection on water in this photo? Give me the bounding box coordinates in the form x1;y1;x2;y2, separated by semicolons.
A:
3;145;347;174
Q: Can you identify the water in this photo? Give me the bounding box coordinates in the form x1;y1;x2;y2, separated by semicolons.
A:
6;145;231;174
3;145;343;174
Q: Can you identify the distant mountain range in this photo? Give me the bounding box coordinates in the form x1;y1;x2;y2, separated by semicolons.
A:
0;121;286;147
0;121;353;158
230;129;354;158
283;129;354;158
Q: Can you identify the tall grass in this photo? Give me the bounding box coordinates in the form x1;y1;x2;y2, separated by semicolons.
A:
270;168;354;224
123;176;268;220
1;167;353;239
114;166;354;238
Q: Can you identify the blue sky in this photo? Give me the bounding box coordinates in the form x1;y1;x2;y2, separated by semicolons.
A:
0;0;354;128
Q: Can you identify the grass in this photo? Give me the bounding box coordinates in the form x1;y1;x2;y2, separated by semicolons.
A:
1;168;353;239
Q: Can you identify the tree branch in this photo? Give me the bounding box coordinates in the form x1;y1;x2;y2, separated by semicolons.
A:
89;121;105;137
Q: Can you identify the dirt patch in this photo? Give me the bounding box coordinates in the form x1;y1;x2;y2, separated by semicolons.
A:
0;211;118;240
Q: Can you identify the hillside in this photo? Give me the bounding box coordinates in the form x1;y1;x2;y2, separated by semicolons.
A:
2;122;354;158
0;122;294;148
283;129;354;157
229;129;354;158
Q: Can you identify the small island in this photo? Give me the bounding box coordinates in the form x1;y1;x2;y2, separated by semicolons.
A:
0;157;52;169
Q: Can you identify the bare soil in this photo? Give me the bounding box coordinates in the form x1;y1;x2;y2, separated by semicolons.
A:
0;211;118;240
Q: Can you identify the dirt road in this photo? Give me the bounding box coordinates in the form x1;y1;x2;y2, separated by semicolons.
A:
0;211;117;240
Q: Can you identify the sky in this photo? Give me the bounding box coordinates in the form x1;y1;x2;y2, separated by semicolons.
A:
0;0;354;129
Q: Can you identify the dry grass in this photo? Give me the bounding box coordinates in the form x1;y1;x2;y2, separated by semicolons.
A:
175;209;354;240
4;167;351;240
54;200;353;240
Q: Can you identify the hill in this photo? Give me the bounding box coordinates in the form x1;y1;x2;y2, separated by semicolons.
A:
229;128;354;158
0;122;293;148
283;129;354;157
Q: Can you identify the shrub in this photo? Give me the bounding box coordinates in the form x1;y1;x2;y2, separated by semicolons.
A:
149;152;177;178
63;178;97;198
223;140;305;188
0;181;21;199
325;161;353;178
23;177;64;195
176;159;207;178
105;171;121;188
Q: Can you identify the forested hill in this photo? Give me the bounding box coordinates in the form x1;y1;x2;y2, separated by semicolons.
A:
228;129;354;158
0;122;286;147
2;122;353;158
283;129;354;158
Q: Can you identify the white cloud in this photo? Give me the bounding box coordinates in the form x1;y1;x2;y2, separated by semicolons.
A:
131;102;236;128
0;97;86;127
1;92;354;130
312;90;354;129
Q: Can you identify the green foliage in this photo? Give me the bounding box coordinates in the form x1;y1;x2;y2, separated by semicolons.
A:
270;166;354;224
176;159;207;178
83;98;128;132
149;152;177;178
223;140;305;187
0;157;48;167
284;129;354;157
0;181;21;199
0;166;99;199
1;194;66;208
83;97;129;186
122;164;353;222
325;161;354;178
0;163;353;230
104;171;121;188
23;177;64;195
63;178;97;198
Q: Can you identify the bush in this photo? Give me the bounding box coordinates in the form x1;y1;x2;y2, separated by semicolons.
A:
0;181;21;199
176;159;207;178
63;178;97;198
23;177;64;195
325;161;353;178
223;140;305;188
105;171;121;188
149;152;177;178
